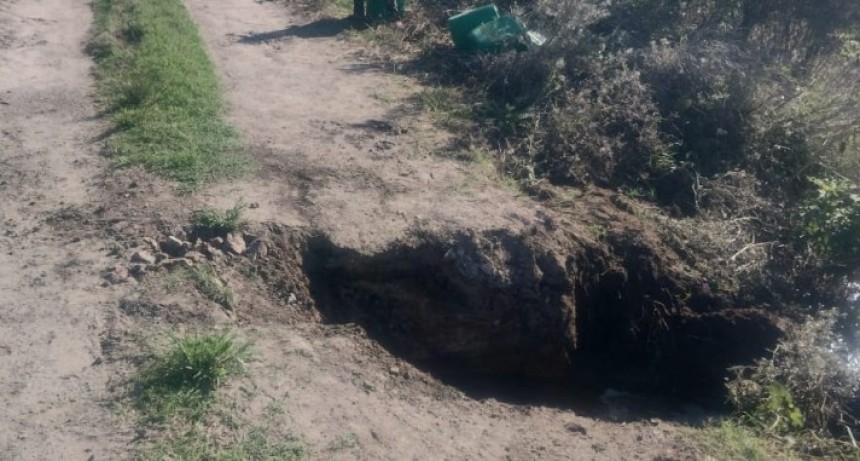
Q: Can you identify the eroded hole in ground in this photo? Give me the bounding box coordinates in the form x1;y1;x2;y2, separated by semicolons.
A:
280;227;783;418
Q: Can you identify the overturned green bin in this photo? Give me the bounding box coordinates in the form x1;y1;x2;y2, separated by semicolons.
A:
448;4;545;52
447;4;500;51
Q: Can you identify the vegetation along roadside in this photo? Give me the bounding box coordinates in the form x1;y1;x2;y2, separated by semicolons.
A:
89;0;246;187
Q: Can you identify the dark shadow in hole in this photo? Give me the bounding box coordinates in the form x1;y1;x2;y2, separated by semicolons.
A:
300;231;736;424
238;18;357;43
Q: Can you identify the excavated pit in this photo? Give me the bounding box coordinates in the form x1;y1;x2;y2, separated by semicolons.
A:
271;223;784;407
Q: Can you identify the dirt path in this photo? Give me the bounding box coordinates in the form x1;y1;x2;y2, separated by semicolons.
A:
0;0;124;458
178;1;700;459
186;0;540;251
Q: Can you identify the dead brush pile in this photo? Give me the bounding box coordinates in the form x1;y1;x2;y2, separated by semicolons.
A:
387;1;860;307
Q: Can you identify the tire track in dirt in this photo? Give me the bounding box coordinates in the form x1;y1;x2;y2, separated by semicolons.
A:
0;0;124;458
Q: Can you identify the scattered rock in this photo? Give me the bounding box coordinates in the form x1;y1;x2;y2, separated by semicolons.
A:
161;258;194;269
201;243;223;260
104;264;129;284
142;237;160;252
130;250;156;265
211;236;224;246
160;236;189;257
184;251;206;264
389;366;401;376
245;238;267;258
287;293;297;304
224;232;246;255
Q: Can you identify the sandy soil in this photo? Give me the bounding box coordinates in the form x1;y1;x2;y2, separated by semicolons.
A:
0;0;126;458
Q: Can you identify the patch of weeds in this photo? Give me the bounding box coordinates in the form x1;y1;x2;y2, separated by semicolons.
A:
413;87;473;130
89;0;246;187
239;264;263;283
265;399;287;416
191;202;247;239
162;267;192;290
141;426;306;461
694;420;792;461
327;431;358;452
135;333;252;423
189;265;235;309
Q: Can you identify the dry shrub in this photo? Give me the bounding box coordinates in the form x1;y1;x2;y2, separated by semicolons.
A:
727;312;860;445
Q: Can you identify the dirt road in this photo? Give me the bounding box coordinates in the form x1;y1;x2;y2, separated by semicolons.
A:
186;0;540;251
0;0;124;458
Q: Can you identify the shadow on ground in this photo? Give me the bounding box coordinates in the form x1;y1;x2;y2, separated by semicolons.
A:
238;18;356;43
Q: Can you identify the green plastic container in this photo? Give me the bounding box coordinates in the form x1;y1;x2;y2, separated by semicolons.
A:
468;15;528;52
447;4;500;51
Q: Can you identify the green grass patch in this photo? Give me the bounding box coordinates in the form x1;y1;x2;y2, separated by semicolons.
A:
191;202;247;239
135;333;252;422
90;0;245;187
141;426;306;461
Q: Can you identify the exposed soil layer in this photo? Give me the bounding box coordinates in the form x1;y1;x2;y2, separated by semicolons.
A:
270;214;784;401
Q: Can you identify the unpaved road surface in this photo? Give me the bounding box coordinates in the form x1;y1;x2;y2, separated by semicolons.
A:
0;0;124;458
187;0;540;251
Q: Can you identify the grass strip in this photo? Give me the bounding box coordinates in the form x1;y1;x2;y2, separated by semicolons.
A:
89;0;245;187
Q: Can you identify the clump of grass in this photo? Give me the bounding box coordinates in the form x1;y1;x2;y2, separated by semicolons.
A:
136;333;252;422
190;265;235;309
90;0;246;187
142;426;306;461
191;202;247;238
694;420;791;461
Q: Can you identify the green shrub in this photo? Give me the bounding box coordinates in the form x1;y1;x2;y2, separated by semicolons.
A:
727;313;860;438
798;177;860;265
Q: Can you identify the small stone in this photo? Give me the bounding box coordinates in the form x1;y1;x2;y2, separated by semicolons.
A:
160;236;187;257
130;264;147;278
244;239;267;258
287;293;297;304
201;243;223;259
224;232;246;255
142;237;160;252
104;265;129;284
161;258;194;269
211;236;224;246
184;251;206;263
389;366;401;376
130;250;156;265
